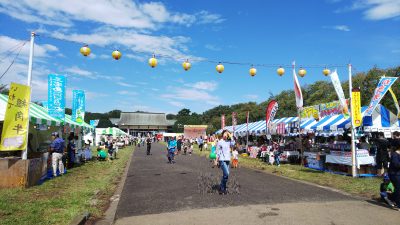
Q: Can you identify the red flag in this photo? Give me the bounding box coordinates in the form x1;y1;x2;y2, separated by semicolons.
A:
232;112;237;132
266;100;279;134
293;62;303;108
221;114;225;130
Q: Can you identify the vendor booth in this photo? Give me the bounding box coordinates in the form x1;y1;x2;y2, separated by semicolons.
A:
0;94;94;188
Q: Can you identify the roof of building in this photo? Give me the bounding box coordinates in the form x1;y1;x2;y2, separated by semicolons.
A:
109;118;120;125
118;112;171;126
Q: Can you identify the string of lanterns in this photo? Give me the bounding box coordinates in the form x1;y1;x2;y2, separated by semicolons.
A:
79;44;337;77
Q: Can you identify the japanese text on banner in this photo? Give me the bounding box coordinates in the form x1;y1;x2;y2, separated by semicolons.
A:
48;74;66;120
0;83;31;151
72;90;85;123
364;77;397;117
351;88;362;127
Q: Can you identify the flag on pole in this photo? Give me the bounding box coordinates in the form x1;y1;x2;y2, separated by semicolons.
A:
232;112;237;133
388;87;400;119
265;100;279;134
293;62;303;108
221;114;225;130
330;70;349;118
364;77;398;117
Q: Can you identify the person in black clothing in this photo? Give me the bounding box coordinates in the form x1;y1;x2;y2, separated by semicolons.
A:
177;136;182;155
146;136;152;155
375;132;390;176
389;141;400;207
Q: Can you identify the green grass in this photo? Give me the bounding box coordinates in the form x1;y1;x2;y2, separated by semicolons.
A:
193;144;381;199
0;145;134;225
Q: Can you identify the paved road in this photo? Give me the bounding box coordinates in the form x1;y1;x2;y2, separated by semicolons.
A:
113;143;400;225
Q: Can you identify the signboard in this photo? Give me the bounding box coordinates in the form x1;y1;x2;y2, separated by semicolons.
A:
183;125;207;139
48;74;66;120
72;90;85;123
301;105;319;119
221;114;225;130
351;88;362;127
232;112;237;132
364;77;397;117
0;83;31;151
265;100;279;134
276;122;286;135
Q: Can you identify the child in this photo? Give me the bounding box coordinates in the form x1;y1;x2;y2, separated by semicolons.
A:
380;175;395;208
97;147;107;161
232;148;239;168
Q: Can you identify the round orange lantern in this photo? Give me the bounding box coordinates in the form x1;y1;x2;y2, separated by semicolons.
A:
80;45;91;57
112;50;122;60
277;67;285;76
148;54;157;68
216;63;224;73
182;59;191;71
298;67;306;77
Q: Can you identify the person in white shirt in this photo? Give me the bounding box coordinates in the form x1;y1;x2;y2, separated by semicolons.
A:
216;130;232;195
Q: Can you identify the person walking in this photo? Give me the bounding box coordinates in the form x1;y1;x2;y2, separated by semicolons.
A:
67;134;76;169
198;136;204;151
167;137;177;163
388;141;400;208
376;132;390;176
216;130;232;195
177;136;182;155
146;135;152;155
50;132;65;177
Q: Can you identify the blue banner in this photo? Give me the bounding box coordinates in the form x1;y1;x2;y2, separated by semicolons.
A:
364;77;397;117
48;74;66;120
90;119;99;127
72;90;85;124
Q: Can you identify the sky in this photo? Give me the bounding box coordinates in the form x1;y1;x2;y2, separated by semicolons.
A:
0;0;399;114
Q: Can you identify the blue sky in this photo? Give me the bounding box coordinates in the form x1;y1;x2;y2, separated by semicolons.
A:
0;0;399;114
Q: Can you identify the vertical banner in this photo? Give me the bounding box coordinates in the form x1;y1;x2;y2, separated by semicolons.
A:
265;100;279;134
72;90;85;123
90;119;99;127
388;87;400;119
48;74;66;120
0;83;31;151
351;88;362;127
330;70;349;118
221;114;225;130
364;77;398;117
232;112;237;133
293;63;303;108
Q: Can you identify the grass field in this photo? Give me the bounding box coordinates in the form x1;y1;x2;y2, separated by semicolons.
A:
193;145;381;199
0;145;134;225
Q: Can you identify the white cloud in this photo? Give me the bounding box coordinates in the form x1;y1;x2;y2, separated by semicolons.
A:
162;88;220;106
48;27;203;63
323;25;350;31
168;101;184;107
0;1;224;29
64;66;93;78
186;81;218;91
116;81;136;87
333;0;400;20
0;35;58;59
117;90;138;96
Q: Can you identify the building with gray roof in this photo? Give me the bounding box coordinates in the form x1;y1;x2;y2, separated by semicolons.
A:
117;112;175;136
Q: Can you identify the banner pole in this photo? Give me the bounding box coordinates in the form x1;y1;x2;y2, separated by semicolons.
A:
22;31;35;160
246;111;249;153
349;64;357;177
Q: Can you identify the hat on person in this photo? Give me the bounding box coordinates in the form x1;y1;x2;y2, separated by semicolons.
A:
383;175;390;181
51;132;59;136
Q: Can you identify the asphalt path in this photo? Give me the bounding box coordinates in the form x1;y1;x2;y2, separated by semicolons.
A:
115;143;353;220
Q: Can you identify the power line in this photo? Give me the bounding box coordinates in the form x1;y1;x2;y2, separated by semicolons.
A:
0;42;27;81
0;40;28;63
36;32;349;69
